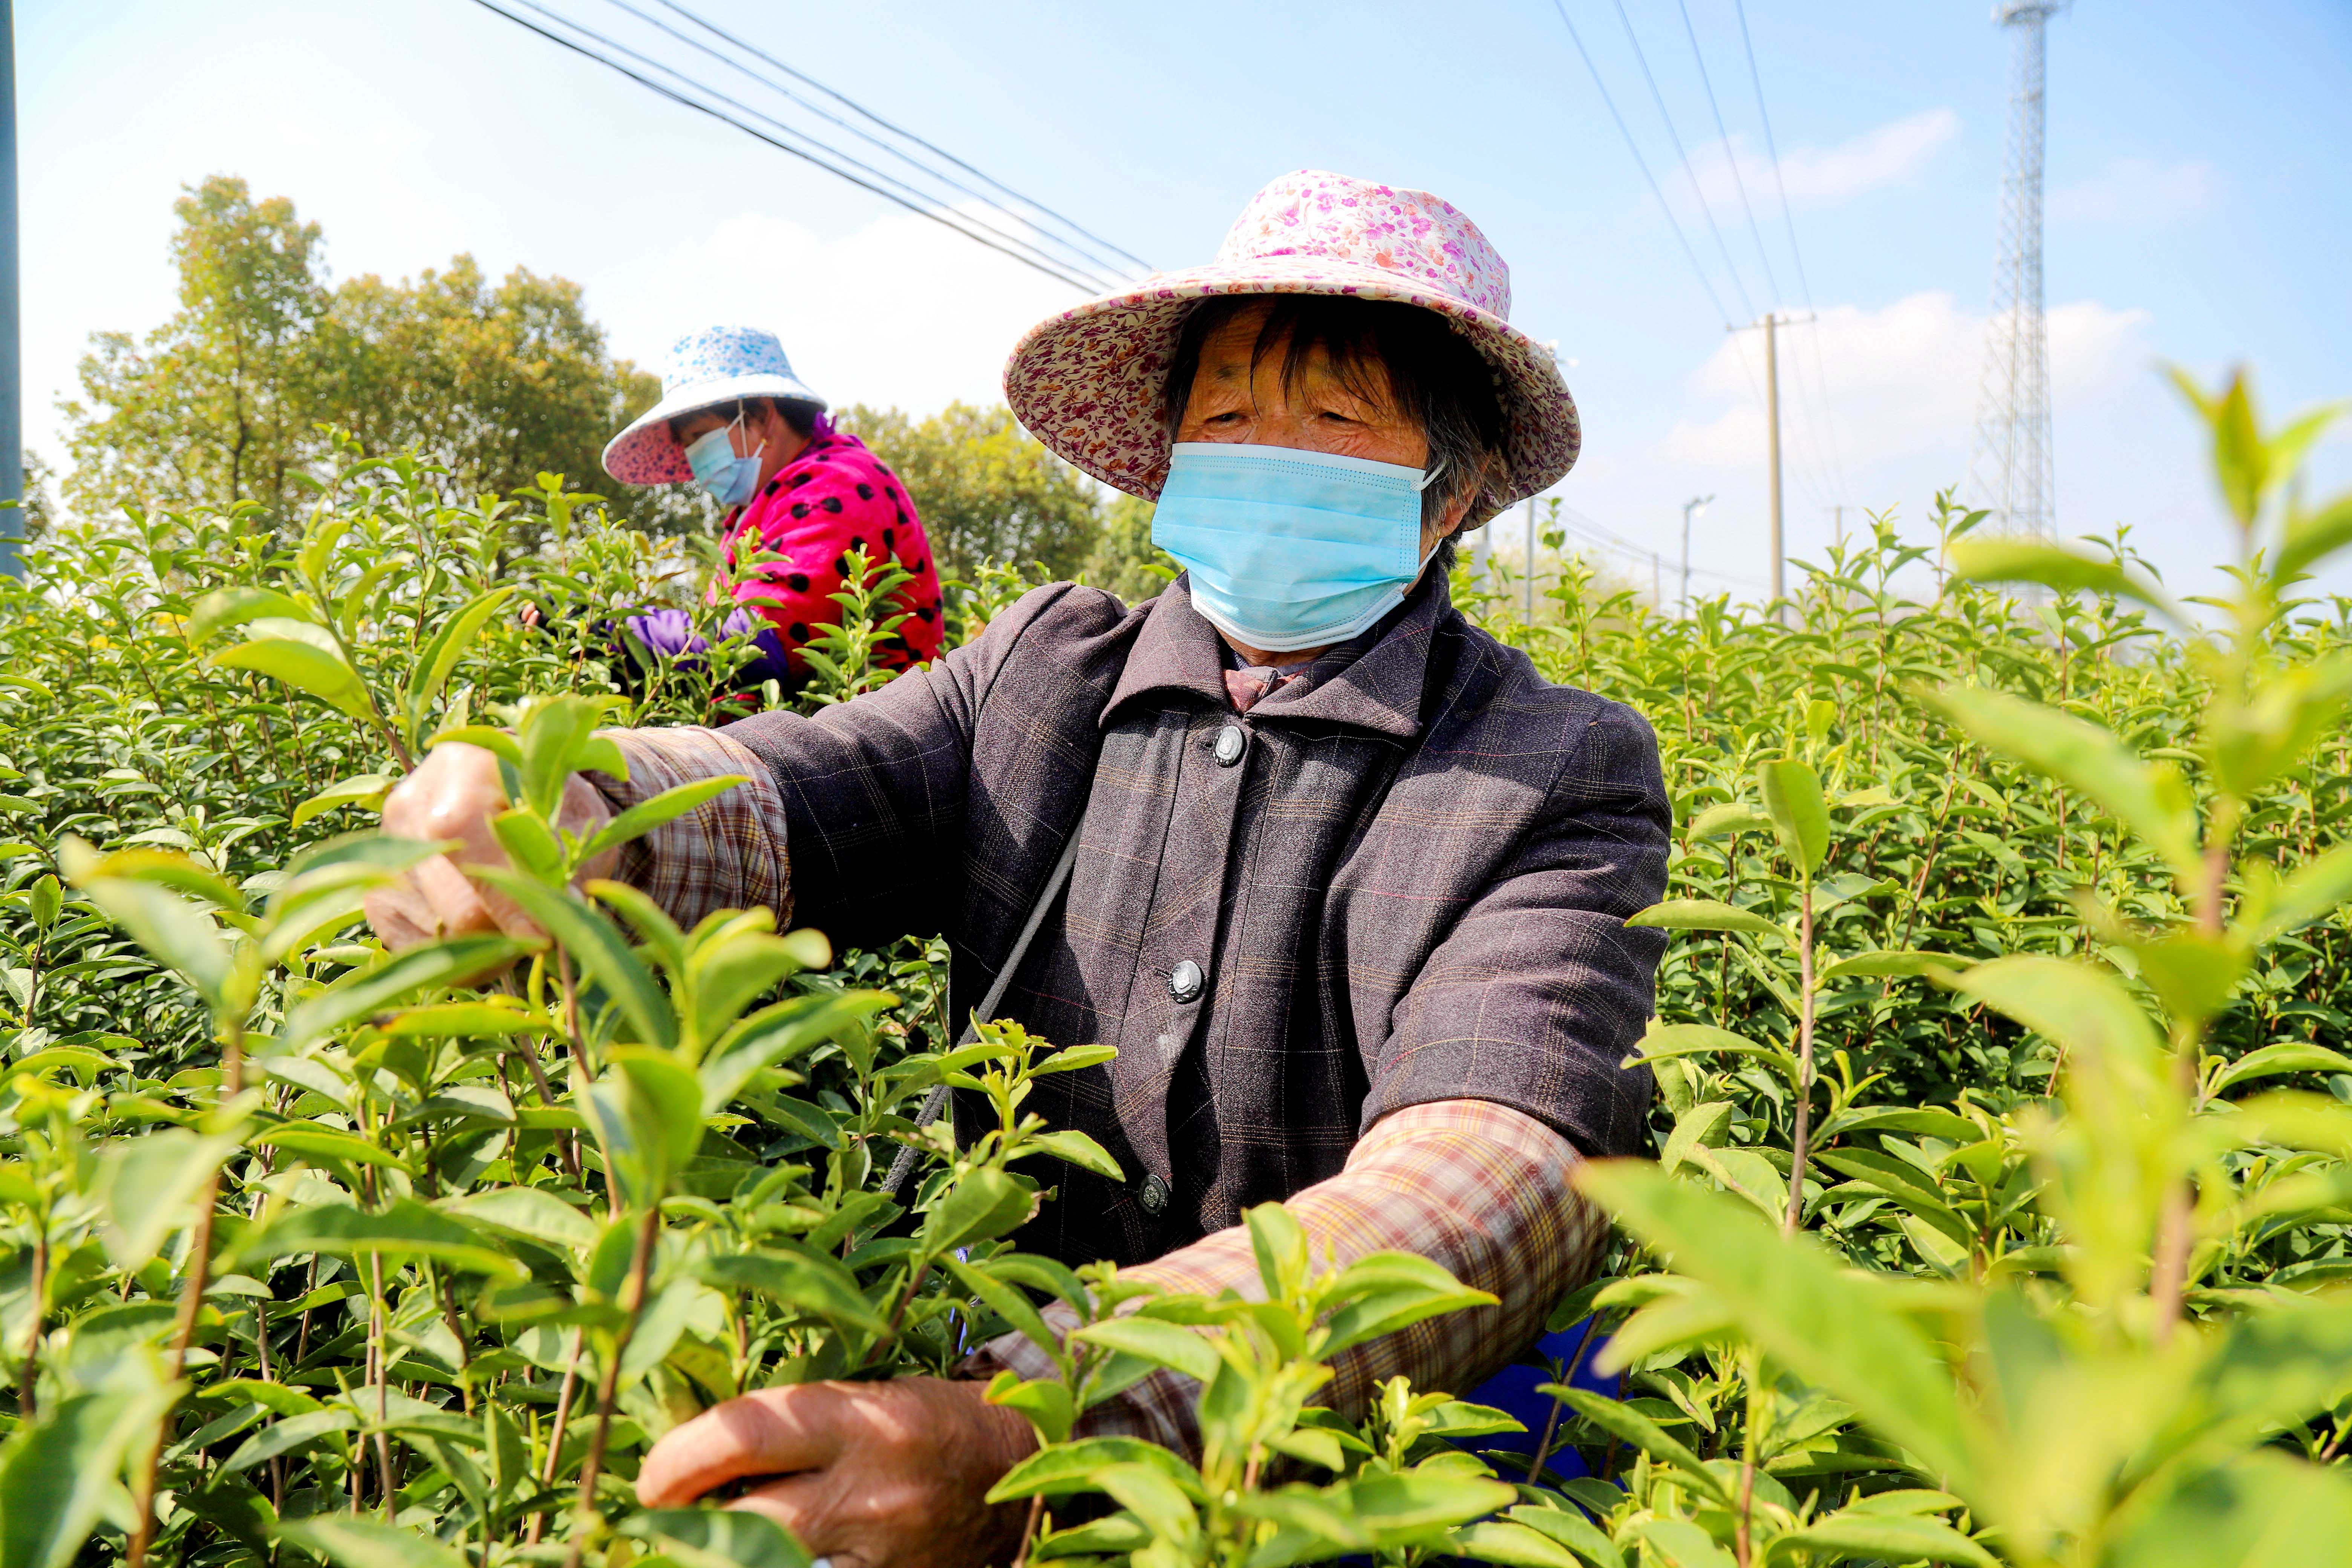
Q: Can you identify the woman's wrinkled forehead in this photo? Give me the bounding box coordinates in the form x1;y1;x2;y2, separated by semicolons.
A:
1191;299;1399;413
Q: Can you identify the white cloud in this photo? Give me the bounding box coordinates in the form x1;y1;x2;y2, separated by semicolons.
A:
2049;156;2219;224
1650;289;2150;470
603;204;1085;418
1681;108;1960;216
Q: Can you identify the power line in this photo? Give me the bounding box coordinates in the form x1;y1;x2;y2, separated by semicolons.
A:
1546;507;1770;592
1675;0;1844;508
1609;0;1756;322
1600;0;1837;510
1548;1;1818;541
463;0;1113;295
1675;0;1778;300
495;0;1117;293
1733;0;1850;502
649;0;1153;277
1548;0;1738;332
609;0;1146;284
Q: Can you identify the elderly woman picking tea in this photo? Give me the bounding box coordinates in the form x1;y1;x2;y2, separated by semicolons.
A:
367;172;1668;1568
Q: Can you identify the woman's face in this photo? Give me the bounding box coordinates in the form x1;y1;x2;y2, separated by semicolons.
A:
674;404;765;459
1173;300;1472;554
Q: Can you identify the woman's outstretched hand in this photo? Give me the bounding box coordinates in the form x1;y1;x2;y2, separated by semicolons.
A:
362;740;618;950
636;1377;1038;1568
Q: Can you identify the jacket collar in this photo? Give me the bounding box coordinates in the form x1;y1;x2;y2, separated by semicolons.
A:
1100;572;1447;740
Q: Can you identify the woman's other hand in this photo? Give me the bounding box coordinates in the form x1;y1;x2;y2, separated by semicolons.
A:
362;741;619;950
635;1378;1037;1568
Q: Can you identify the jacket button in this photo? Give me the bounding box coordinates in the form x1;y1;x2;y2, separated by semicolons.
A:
1214;724;1247;766
1169;960;1204;1004
1139;1173;1170;1215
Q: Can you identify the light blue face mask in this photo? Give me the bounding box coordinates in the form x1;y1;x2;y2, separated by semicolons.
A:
684;416;764;508
1150;442;1445;653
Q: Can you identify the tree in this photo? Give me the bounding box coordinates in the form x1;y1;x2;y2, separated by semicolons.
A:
837;401;1101;580
1077;493;1174;603
65;176;328;524
62;175;684;533
318;257;694;534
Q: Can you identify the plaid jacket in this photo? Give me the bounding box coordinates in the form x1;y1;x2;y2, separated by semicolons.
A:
608;572;1669;1271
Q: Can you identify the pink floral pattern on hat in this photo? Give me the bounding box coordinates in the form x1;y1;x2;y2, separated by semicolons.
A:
1003;170;1577;517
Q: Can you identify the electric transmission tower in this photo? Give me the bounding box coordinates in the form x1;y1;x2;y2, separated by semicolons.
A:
1967;0;2066;540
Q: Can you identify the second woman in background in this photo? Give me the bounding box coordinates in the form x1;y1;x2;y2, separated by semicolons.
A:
599;324;946;694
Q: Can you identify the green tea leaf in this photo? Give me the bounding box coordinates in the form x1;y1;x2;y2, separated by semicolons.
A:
1625;1022;1795;1072
582;1047;706;1211
1758;757;1830;879
240;1197;526;1278
96;1127;240;1271
1950;538;2181;622
698;1248;887;1336
291;773;394;829
438;1186;600;1253
188;585;320;641
1765;1512;1997;1568
580;774;749;863
1504;1504;1627;1568
2104;1450;2352;1568
1626;899;1785;940
617;1510;812;1568
1024;1127;1125;1181
1449;1521;1588;1568
1071;1316;1219;1383
699;991;896;1116
1576;1160;1974;1482
986;1436;1204;1503
280;934;532;1055
208;626;374;723
475;868;674;1053
919;1167;1037;1253
403;586;517;730
1923;686;2200;885
277;1516;466;1568
0;1378;179;1568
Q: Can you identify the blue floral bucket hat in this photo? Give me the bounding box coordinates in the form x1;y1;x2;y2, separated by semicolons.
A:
602;325;828;485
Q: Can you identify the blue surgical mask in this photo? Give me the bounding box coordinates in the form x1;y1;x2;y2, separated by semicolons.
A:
684;417;764;508
1151;442;1445;653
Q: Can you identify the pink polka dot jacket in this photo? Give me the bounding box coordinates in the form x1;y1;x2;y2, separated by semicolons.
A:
619;421;947;688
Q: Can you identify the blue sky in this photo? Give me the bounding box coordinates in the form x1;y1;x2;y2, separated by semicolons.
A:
21;0;2352;601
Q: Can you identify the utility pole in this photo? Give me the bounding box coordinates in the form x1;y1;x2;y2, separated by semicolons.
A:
1763;312;1782;606
1523;495;1536;627
1680;494;1713;616
0;0;19;580
1827;504;1847;550
1650;548;1661;610
1734;312;1810;612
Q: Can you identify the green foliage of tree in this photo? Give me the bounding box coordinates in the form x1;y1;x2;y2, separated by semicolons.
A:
61;175;689;536
65;176;329;525
1078;493;1176;604
837;400;1103;580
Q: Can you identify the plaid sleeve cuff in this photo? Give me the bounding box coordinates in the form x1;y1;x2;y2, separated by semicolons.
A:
968;1099;1605;1460
586;727;793;933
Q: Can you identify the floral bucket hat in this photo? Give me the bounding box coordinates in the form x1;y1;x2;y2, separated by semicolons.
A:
603;325;828;485
1003;169;1577;518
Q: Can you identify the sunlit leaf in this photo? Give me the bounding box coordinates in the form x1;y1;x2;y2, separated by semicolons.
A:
1758;758;1830;879
1625;900;1785;940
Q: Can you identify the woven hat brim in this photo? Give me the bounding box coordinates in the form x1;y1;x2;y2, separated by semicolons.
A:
602;371;829;485
1001;258;1578;513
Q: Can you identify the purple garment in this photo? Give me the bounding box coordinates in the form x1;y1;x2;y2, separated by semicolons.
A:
616;607;796;690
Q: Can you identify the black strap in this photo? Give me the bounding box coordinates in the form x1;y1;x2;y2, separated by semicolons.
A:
880;816;1087;1199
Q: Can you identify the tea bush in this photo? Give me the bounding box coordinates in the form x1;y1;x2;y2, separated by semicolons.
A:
0;370;2345;1568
